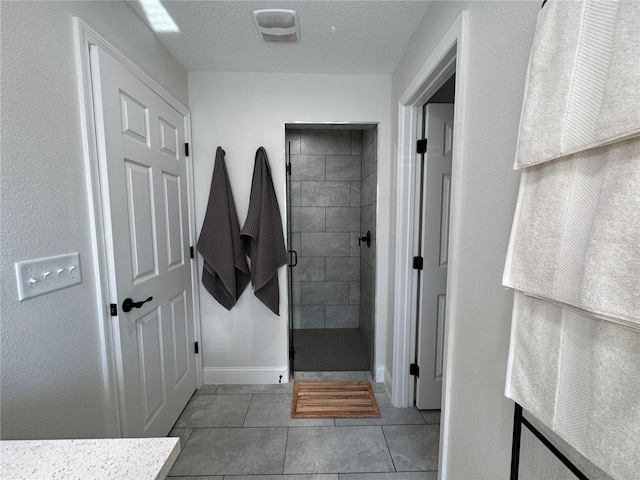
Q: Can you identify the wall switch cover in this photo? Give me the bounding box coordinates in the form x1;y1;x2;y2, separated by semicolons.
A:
15;253;82;301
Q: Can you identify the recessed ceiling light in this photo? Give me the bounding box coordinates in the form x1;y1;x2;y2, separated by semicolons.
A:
140;0;179;33
252;9;300;43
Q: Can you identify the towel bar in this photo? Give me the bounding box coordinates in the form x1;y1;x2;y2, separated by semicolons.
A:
510;402;589;480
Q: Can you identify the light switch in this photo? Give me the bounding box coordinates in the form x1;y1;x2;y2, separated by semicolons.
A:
15;253;82;301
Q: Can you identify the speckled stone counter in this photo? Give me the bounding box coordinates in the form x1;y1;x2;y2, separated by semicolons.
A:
0;437;180;479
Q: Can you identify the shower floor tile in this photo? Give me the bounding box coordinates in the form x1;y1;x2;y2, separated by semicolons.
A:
293;328;369;371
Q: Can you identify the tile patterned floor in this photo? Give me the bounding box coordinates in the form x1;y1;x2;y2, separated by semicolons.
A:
167;372;439;479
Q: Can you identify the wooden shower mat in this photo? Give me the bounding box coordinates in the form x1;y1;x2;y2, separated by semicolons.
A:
291;381;380;418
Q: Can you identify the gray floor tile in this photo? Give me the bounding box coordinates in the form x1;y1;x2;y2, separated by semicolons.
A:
244;394;334;427
339;473;437;480
335;393;425;427
419;410;441;425
228;476;338;480
168;477;222;479
293;371;368;382
216;383;294;395
370;382;387;393
382;425;440;472
168;428;193;448
169;427;287;476
195;384;219;394
284;426;394;474
174;394;251;428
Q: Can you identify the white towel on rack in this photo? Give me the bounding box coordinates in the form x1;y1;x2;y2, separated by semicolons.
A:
503;136;640;331
514;0;640;169
505;291;640;480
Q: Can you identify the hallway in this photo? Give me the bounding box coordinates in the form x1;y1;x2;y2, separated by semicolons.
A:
167;372;440;478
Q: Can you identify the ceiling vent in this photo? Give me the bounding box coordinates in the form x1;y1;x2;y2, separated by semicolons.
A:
252;9;300;43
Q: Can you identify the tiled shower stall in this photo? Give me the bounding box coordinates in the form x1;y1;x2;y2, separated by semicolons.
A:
286;126;377;370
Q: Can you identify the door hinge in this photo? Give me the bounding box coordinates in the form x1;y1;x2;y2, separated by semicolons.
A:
190;246;195;259
286;162;291;175
110;303;118;316
194;341;199;354
413;256;423;270
410;363;420;377
417;139;428;155
185;143;190;157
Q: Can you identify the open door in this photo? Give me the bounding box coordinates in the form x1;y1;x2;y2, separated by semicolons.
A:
415;103;454;410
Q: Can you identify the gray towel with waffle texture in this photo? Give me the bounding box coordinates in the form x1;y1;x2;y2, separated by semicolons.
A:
197;147;250;309
241;147;288;315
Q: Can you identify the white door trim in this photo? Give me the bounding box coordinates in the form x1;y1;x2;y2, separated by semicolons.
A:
73;18;202;436
391;11;468;479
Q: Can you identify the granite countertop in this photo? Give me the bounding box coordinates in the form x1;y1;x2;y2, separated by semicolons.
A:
0;437;180;479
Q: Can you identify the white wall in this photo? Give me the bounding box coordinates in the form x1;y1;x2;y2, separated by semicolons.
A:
0;1;188;439
389;1;540;478
188;72;391;383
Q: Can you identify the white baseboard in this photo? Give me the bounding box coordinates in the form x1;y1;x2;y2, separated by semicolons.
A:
203;366;289;385
384;366;393;397
375;365;386;384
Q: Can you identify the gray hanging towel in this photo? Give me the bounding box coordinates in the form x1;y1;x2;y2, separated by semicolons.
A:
197;147;250;310
240;147;288;315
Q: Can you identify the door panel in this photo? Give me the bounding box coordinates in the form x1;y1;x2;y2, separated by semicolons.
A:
159;118;179;159
120;92;149;144
439;174;451;267
125;160;158;282
91;45;196;437
137;307;166;426
163;172;184;270
170;292;189;386
435;293;446;381
416;103;454;410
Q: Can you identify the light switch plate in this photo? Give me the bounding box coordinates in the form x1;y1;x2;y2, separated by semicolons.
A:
15;253;82;301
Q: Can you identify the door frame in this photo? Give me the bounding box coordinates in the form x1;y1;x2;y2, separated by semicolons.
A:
73;18;202;436
391;11;468;477
282;121;380;380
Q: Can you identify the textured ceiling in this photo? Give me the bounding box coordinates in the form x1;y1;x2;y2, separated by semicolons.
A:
128;1;432;74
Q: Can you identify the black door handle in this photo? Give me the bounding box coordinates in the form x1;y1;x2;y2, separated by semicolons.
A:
289;250;298;267
122;296;153;312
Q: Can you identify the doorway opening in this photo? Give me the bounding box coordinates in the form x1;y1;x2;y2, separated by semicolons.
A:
391;12;468;476
284;123;378;378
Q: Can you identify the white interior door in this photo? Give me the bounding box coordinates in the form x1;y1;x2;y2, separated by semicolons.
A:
415;103;454;410
90;45;197;437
